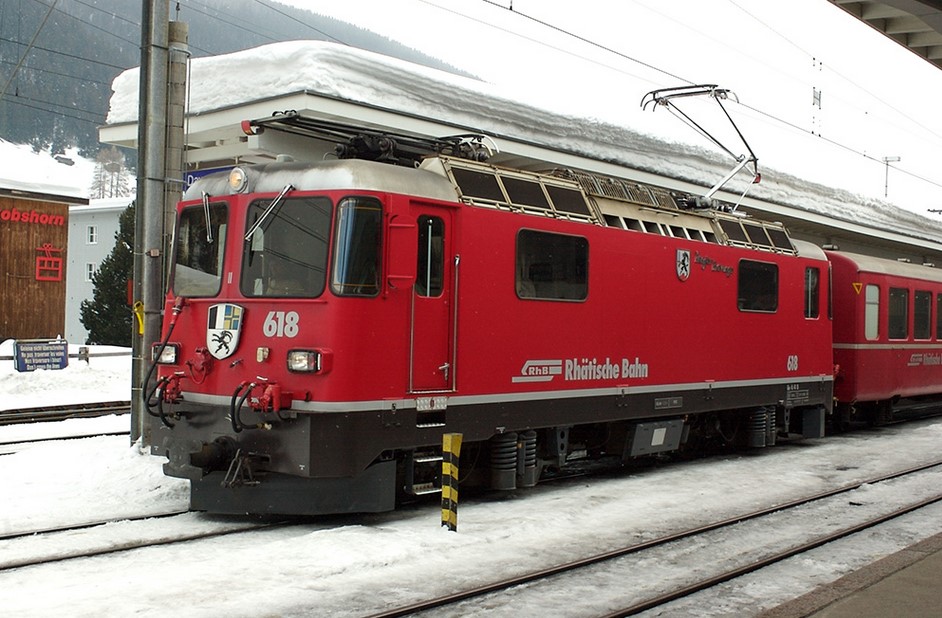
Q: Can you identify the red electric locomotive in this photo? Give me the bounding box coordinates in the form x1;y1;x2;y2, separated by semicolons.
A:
830;250;942;424
147;131;834;515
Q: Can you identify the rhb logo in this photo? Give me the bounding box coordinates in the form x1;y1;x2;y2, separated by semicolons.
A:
511;360;563;383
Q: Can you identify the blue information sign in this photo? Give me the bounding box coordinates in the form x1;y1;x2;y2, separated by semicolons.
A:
14;339;69;372
184;166;233;191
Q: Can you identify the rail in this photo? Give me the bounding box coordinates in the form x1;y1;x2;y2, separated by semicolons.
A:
366;459;942;617
0;401;131;425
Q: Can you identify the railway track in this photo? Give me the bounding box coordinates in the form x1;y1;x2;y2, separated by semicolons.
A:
0;511;188;543
0;401;131;426
367;459;942;617
0;512;281;573
0;431;130;456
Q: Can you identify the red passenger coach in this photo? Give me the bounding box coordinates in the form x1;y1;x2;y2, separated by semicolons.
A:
829;250;942;422
147;133;834;515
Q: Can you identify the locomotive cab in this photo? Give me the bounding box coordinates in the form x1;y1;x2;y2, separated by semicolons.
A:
148;161;462;513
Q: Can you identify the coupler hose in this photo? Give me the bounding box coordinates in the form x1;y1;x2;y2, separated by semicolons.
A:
142;298;186;423
230;381;255;434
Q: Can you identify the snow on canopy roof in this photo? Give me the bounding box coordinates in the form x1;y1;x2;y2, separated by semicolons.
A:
106;40;942;244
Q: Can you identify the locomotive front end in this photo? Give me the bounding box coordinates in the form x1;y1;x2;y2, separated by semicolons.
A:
146;162;427;515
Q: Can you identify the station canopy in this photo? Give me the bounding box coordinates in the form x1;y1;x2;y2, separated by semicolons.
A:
829;0;942;71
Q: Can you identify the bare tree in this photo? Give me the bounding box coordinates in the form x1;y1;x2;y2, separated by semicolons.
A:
91;146;131;199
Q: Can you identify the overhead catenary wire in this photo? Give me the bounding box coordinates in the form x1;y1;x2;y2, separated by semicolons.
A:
3;0;940;197
723;0;942;144
0;0;57;103
456;0;942;196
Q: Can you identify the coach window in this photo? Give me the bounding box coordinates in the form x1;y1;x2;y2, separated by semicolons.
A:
888;287;909;339
865;284;879;340
914;290;931;340
172;202;228;297
241;197;331;298
331;197;382;296
936;295;942;340
416;215;444;297
737;260;778;312
804;267;820;318
515;229;588;301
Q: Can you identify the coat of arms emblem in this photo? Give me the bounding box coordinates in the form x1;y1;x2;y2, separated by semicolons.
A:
676;249;691;281
207;303;244;360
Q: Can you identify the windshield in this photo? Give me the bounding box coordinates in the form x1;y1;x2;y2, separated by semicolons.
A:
241;196;331;297
172;202;228;297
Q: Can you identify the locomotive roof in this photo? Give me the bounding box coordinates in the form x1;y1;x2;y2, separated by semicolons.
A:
186;155;816;258
183;158;458;203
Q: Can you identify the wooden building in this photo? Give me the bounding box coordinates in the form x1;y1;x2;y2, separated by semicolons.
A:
0;187;88;341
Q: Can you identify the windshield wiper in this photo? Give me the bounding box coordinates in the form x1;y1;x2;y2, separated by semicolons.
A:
201;192;214;243
244;184;294;242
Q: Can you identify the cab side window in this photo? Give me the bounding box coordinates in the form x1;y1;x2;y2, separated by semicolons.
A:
804;267;820;318
416;216;444;297
331;197;382;297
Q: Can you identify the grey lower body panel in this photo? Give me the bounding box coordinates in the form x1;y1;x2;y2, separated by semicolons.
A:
188;460;396;515
160;377;832;515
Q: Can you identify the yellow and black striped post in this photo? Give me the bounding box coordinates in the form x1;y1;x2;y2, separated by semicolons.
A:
441;433;463;531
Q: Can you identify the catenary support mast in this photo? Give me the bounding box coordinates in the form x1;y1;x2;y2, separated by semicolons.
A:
133;2;186;445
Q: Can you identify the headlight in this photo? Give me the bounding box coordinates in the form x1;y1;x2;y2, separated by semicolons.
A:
152;343;180;364
228;167;248;194
287;350;320;373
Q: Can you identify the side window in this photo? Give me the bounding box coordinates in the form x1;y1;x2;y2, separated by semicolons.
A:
331;197;382;297
804;267;820;318
937;294;942;341
515;229;588;301
416;216;444;298
865;284;879;340
914;290;931;340
738;260;778;312
888;287;909;340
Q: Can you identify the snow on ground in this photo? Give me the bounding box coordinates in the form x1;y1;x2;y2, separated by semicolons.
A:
0;341;162;532
1;347;942;616
0;339;131;413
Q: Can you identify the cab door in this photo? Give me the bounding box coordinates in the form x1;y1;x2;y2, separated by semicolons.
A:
409;210;456;392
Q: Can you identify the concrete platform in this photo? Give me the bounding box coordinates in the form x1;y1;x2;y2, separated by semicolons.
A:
764;531;942;617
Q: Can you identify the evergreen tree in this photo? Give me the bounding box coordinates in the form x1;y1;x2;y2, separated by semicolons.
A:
80;202;135;345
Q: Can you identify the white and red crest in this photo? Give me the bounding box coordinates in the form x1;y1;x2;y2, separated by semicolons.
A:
676;249;691;282
207;303;244;360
